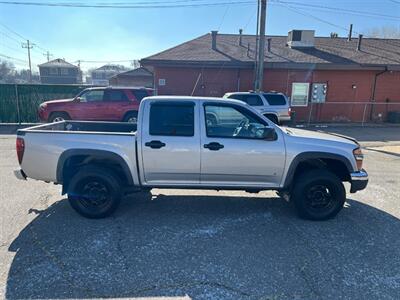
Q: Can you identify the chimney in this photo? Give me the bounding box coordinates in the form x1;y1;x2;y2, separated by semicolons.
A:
267;38;271;52
211;30;218;50
357;34;363;51
239;29;243;46
348;24;353;41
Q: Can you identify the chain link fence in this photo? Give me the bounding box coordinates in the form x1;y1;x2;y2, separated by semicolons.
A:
293;101;400;126
0;84;89;123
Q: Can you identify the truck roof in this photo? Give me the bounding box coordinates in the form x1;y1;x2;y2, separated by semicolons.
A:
144;95;245;105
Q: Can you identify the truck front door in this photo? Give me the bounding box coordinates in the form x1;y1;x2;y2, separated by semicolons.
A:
140;101;200;185
200;103;285;187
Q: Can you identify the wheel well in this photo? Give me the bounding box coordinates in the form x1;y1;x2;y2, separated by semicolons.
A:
122;110;138;120
292;158;351;183
60;154;132;194
48;111;70;121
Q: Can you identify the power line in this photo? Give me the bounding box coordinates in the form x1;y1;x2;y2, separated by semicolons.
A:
0;53;28;63
0;42;26;55
271;0;400;21
278;3;350;33
0;30;23;44
0;22;26;40
243;6;258;32
0;21;51;54
217;4;230;31
0;0;255;8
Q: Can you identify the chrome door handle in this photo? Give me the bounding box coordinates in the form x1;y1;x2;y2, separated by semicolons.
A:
204;142;224;151
145;140;166;149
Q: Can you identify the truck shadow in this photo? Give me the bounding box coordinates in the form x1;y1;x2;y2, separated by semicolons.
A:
6;193;400;299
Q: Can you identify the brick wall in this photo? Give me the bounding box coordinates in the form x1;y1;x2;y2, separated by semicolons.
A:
152;66;400;122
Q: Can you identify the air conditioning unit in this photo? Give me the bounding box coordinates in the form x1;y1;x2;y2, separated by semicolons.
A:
287;30;315;48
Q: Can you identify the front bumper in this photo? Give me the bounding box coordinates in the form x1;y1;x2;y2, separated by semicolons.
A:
350;169;368;193
14;169;27;181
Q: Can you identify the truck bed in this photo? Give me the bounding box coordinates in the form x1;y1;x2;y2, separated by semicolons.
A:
17;121;138;184
20;120;137;135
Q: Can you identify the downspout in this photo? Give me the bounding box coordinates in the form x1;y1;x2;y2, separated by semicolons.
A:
237;68;241;91
370;67;388;121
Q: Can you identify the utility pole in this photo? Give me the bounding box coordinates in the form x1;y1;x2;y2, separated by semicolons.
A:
254;0;267;92
22;40;35;82
43;50;53;62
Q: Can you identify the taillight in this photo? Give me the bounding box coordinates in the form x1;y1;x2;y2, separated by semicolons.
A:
288;107;292;116
353;147;364;170
16;137;25;164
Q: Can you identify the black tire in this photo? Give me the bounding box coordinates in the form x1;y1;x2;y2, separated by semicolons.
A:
67;166;122;219
292;169;346;221
49;112;70;123
123;111;138;123
265;114;279;124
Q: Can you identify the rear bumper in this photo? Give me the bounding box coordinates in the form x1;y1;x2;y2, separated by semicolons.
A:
279;115;291;122
350;169;368;193
14;169;27;180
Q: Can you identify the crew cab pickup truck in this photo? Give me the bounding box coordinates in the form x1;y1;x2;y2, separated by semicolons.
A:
15;96;368;220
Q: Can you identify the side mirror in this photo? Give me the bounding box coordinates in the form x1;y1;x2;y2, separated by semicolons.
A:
261;127;278;141
75;96;82;102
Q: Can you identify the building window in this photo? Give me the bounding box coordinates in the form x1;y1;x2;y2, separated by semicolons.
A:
49;68;58;75
60;68;69;75
158;78;166;86
291;83;310;106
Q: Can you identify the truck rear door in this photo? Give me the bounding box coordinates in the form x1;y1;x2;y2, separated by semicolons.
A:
140;100;200;185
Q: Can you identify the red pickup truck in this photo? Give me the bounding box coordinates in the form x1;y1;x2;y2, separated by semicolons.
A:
38;86;153;123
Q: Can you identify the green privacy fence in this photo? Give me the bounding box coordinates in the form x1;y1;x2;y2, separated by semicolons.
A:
0;84;90;123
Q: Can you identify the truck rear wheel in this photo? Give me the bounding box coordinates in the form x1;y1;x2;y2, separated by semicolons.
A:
292;169;346;221
68;166;122;218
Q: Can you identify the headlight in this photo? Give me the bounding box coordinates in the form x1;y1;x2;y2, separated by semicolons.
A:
39;103;47;109
353;147;364;170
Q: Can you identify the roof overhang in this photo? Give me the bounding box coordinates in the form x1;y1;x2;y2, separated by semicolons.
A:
141;59;395;71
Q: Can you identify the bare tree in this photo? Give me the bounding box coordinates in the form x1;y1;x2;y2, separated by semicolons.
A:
365;26;400;38
0;60;15;82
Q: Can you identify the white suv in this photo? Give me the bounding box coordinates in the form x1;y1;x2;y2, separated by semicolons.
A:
223;91;291;124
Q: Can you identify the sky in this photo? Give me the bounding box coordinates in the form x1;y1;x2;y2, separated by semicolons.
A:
0;0;399;72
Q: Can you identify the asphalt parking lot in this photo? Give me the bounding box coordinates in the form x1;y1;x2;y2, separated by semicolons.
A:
0;130;399;300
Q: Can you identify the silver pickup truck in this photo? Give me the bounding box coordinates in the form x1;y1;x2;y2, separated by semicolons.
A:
15;96;368;220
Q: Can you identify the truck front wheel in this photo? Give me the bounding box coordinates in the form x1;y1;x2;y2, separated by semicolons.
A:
292;169;346;221
68;166;122;218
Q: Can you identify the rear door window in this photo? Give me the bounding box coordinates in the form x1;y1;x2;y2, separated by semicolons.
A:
149;103;194;136
132;89;150;101
263;94;287;105
104;90;129;102
79;90;104;102
228;94;263;106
